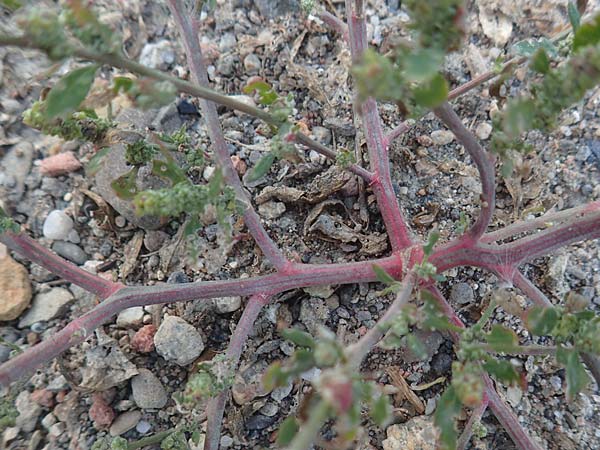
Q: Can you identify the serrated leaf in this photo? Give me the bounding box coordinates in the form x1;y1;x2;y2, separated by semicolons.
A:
110;167;139;200
485;325;519;353
434;386;461;450
247;152;276;182
372;264;397;285
413;74;448;109
483;357;521;386
556;347;590;401
281;328;315;348
243;80;278;106
44;64;99;119
573;15;600;51
568;1;581;32
525;306;559;335
370;394;392;427
276;416;299;446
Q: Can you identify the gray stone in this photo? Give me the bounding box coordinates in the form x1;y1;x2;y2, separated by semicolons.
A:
299;297;329;335
258;201;286;219
0;141;33;203
52;241;88;265
131;368;168;409
109;410;142;437
254;0;298;18
312;126;332;145
214;296;242;314
154;315;205;366
382;416;436;450
217;55;236;76
18;288;74;328
431;130;454;146
42;210;74;241
116;307;144;328
139;40;176;70
449;282;474;305
144;230;169;252
136;420;152;434
15;391;42;432
243;53;261;73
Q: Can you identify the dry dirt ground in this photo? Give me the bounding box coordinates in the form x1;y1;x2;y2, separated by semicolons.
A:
1;0;599;449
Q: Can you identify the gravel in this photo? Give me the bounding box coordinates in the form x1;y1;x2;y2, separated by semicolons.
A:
131;368;168;409
18;288;74;328
154;315;205;366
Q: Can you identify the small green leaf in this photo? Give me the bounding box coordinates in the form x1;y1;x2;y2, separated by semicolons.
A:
413;74;448;109
112;76;134;93
110;167;139;200
512;38;558;58
434;386;462;450
556;347;590;401
485;325;519;353
0;206;19;234
277;416;299;446
372;264;397;285
422;230;440;256
151;160;187;185
525;306;559;335
568;1;582;32
247;152;276;182
243;80;278;106
263;362;289;390
483;357;521;386
406;334;428;360
530;49;550;74
402;48;443;83
573;15;600;51
281;328;315;348
370;394;392;427
44;64;99;119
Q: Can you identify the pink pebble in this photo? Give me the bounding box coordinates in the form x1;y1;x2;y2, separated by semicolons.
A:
39;152;82;177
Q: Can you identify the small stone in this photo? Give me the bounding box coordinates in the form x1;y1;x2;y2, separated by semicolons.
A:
114;216;127;228
217;55;236;76
309;150;325;164
15;391;42;432
89;393;115;429
31;389;54;408
143;231;169;252
116;307;145;328
430;130;454;146
270;382;293;402
475;122;493;140
230;155;247;176
131;368;168;409
51;241;88;265
312;126;332;145
154;315;205;366
48;422;65;437
243;53;261;73
220;436;234;448
506;385;522;407
259;402;279;417
19;288;74;328
0;256;32;321
425;397;436;415
3;427;19;443
300;297;329;335
131;325;157;353
42;210;74;241
229;95;256;117
136;420;152;434
449;282;474;305
109;410;142;437
203;166;216;181
214;296;242;314
39;152;82;177
41;412;57;430
139;40;175;70
383;416;436;450
245;414;276;431
258;201;286;219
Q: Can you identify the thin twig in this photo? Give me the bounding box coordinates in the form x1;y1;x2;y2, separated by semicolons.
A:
457;398;489;450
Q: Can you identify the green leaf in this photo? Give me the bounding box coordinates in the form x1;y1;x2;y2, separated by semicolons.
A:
568;1;582;32
247;152;276;182
281;328;315;348
151;160;187;185
485;325;519;353
402;48;443;83
573;14;600;51
525;306;559;335
413;74;448;109
243;80;278;106
422;230;440;256
370;394;392;427
434;386;462;450
512;37;558;58
556;347;590;401
0;0;22;11
483;357;521;386
0;206;19;234
112;76;134;93
277;416;299;446
406;334;428;360
111;167;140;200
263;362;289;390
44;64;98;119
372;264;397;285
530;49;550;75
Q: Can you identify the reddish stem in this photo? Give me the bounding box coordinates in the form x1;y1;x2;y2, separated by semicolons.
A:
0;232;122;298
457;397;489;450
204;294;270;450
167;0;289;271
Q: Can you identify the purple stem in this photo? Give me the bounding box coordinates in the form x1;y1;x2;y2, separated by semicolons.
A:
167;0;289;271
0;232;121;298
317;10;349;41
204;294;270;450
457;398;489;450
434;103;496;242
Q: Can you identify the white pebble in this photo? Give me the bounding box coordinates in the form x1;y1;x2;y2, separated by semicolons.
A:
136;420;152;434
42;210;74;241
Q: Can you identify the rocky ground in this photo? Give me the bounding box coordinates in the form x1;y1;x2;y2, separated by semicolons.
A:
1;0;600;449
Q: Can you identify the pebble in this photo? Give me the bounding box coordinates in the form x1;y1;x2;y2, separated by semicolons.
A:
116;307;145;328
136;420;152;434
15;391;43;432
139;40;175;70
475;122;493;140
52;241;88;265
220;435;234;448
18;288;74;328
144;231;169;252
430;130;454;146
312;126;332;145
41;412;57;430
449;282;474;305
39;152;82;177
131;368;168;409
217;55;236;76
243;53;261;73
259;402;279;417
154;315;205;366
425;397;436;415
130;324;157;353
89;394;115;428
109;410;142;437
48;422;65;437
300;297;329;335
258;201;286;219
0;256;32;321
245;414;276;430
42;210;74;241
382;416;436;450
214;296;242;314
270;382;293;402
309;150;325;164
203;166;216;181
